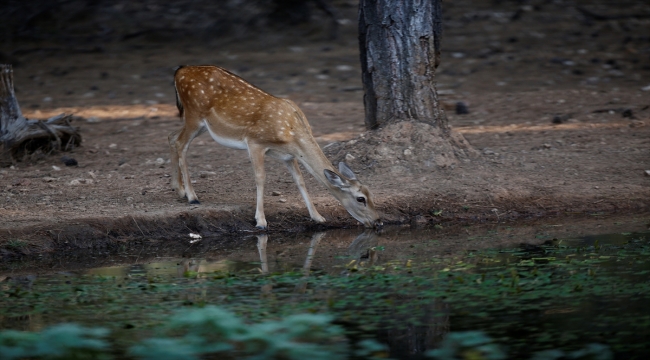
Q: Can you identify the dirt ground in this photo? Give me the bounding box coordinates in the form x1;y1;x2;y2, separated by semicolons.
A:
1;0;649;255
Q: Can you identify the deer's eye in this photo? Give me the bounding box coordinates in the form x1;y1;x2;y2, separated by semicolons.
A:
356;197;366;204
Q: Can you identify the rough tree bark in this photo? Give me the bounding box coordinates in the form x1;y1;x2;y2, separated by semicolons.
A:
359;0;443;130
0;64;81;166
326;0;475;174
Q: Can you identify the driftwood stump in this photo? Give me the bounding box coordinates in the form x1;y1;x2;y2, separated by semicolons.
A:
0;64;81;166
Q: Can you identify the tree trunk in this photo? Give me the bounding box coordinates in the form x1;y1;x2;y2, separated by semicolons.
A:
0;64;81;166
0;65;23;136
359;0;443;129
325;0;476;173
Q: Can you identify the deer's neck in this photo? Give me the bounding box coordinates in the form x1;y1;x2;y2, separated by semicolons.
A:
294;139;338;190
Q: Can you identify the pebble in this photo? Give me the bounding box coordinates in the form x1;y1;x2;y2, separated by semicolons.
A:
69;179;93;185
52;165;61;171
456;102;469;114
279;198;287;203
272;191;282;196
345;153;355;161
642;85;650;92
645;170;650;177
552;114;570;124
61;156;78;166
630;120;645;128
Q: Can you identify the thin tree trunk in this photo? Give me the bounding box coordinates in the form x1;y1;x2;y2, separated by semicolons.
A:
0;64;81;166
359;0;444;130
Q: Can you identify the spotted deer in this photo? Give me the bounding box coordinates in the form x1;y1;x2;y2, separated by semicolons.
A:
169;65;381;229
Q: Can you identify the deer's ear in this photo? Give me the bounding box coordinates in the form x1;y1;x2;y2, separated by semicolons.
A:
324;169;349;189
338;162;357;181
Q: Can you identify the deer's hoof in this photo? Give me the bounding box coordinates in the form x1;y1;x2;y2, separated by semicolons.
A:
189;199;200;205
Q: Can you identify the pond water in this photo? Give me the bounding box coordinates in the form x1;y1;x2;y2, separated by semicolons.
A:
1;217;649;359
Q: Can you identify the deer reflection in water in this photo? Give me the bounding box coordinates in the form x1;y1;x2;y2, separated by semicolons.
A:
255;232;325;295
254;229;449;357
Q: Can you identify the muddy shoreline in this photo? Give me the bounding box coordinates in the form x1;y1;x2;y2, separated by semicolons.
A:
2;209;648;277
2;189;648;262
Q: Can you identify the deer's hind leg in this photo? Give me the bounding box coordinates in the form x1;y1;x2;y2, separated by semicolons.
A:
171;120;205;204
168;129;185;198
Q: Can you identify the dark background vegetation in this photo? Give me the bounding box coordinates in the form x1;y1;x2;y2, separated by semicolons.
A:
2;0;650;55
0;0;344;57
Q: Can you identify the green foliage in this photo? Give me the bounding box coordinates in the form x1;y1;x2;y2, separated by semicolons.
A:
129;306;348;360
0;308;348;359
426;332;612;360
0;324;110;360
530;343;613;360
354;339;389;358
4;239;27;250
0;322;612;360
426;331;506;360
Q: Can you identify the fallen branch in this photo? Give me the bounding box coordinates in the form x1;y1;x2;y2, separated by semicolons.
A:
0;64;81;166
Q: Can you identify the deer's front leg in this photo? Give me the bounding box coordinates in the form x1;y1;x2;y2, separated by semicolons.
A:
284;158;326;223
248;143;268;229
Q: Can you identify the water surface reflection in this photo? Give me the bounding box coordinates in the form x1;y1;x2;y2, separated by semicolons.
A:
1;218;649;358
